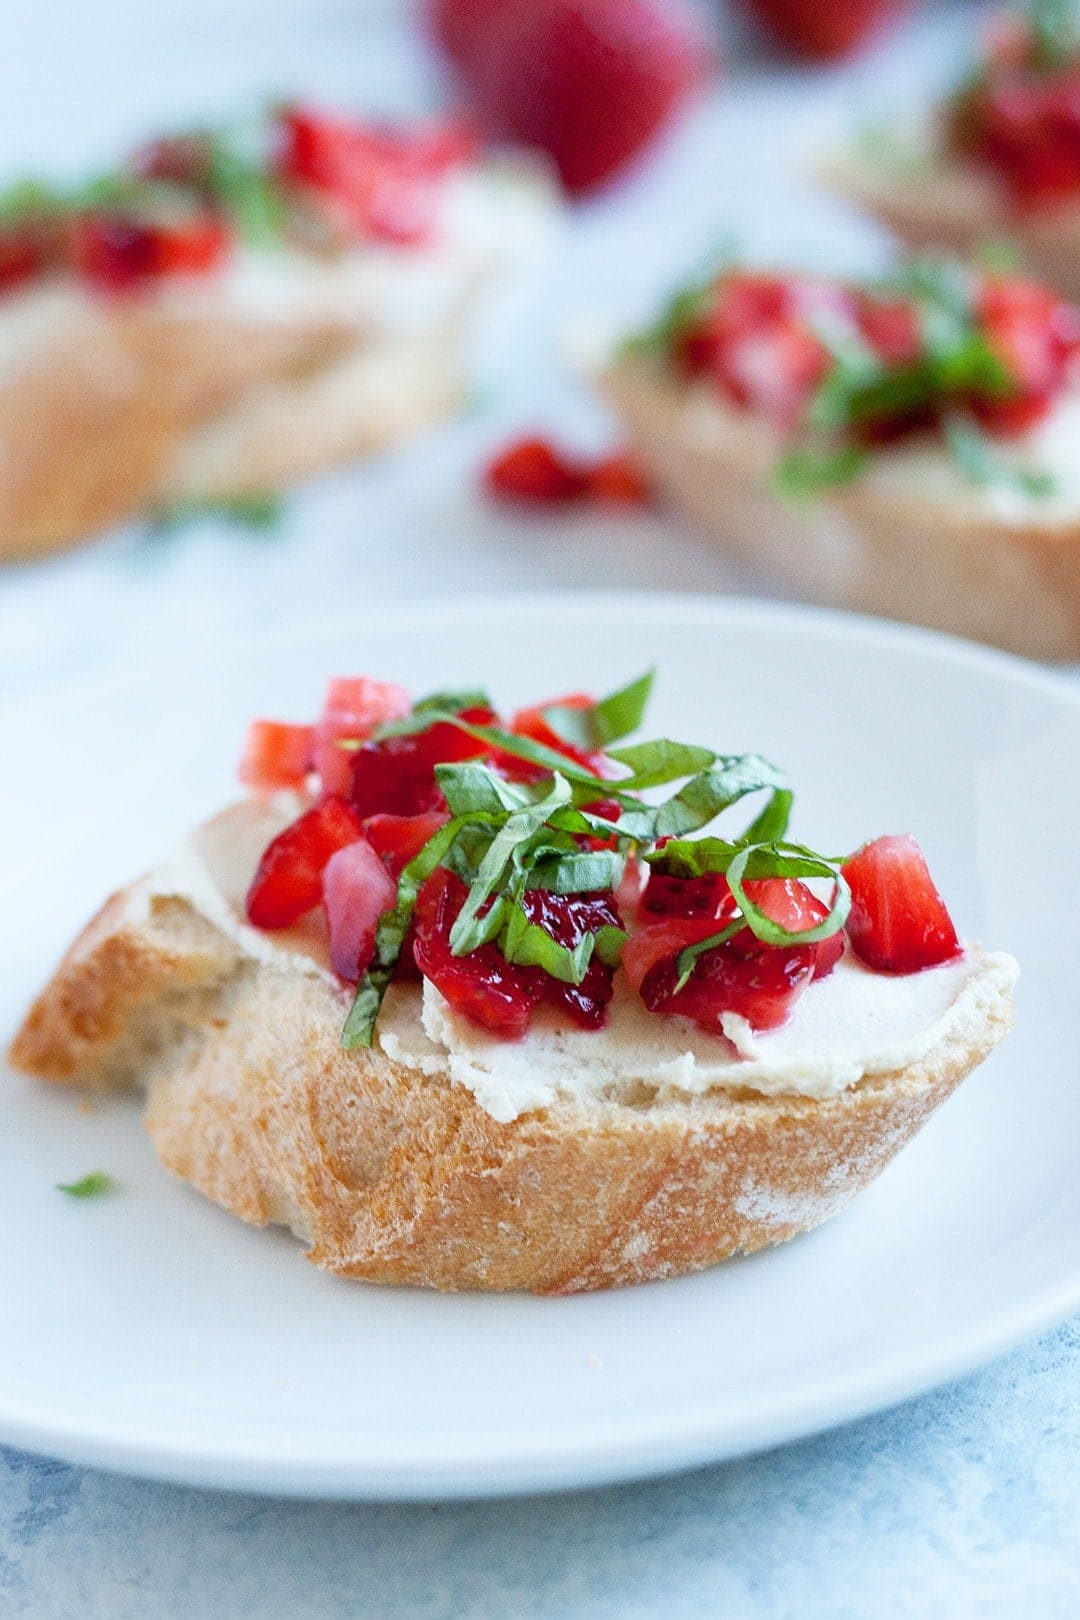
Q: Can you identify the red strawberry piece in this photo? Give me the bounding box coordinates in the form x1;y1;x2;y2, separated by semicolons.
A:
245;796;363;929
72;211;229;292
426;0;516;67
639;869;738;923
323;837;398;982
454;0;709;195
412;868;543;1038
734;0;904;62
349;706;496;818
484;436;586;504
585;450;652;505
973;275;1080;436
520;885;624;1028
855;295;923;369
238;720;314;792
363;809;450;876
640;931;817;1033
313;676;411;796
621;915;723;993
841;835;961;974
741;877;843;979
0;223;51;295
132;134;215;188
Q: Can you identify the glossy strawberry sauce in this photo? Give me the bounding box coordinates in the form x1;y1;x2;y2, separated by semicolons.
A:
240;676;963;1045
678;268;1080;441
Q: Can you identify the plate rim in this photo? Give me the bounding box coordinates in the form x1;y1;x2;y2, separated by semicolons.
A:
4;590;1079;1500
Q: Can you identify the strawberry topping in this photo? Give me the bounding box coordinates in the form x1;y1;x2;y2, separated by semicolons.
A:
238;721;314;792
483;437;652;507
72;211;230;293
640;931;817;1034
950;22;1080;208
245;797;363;929
842;835;961;974
323;837;398;982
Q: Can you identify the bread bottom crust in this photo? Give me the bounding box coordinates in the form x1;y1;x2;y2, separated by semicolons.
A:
8;884;1014;1293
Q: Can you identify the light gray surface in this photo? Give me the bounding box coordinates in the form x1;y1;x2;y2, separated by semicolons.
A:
3;1322;1080;1618
3;1;1080;1613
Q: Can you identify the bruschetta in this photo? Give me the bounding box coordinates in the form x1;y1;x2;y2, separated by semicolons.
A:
0;105;551;559
8;672;1017;1292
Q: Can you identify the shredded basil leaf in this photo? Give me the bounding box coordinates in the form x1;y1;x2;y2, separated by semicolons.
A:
57;1171;115;1199
771;446;869;501
541;669;654;752
148;493;284;536
944;414;1056;499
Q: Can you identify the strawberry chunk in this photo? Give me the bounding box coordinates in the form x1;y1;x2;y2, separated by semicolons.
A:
742;877;844;979
72;211;230;292
621;916;724;993
363;809;449;876
639;868;737;922
734;0;903;61
519;885;624;1029
841;835;961;974
483;437;586;504
640;932;817;1033
238;721;314;792
323;837;397;982
413;868;543;1038
245;797;363;929
349;706;496;818
0;223;51;295
585;450;652;505
313;676;411;796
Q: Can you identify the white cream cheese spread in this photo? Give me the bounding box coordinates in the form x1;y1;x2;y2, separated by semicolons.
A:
132;799;1018;1125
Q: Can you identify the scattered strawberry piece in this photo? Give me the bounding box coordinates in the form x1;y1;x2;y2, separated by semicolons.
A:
973;275;1080;437
0;223;51;295
520;885;624;1028
484;437;586;504
313;677;411;797
639;868;738;922
440;0;709;194
323;837;398;982
585;451;653;505
413;867;543;1037
246;797;363;929
238;720;314;792
842;835;961;974
363;808;450;876
734;0;904;61
484;437;652;509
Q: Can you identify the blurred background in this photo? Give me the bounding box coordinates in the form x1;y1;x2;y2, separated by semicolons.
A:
0;0;995;701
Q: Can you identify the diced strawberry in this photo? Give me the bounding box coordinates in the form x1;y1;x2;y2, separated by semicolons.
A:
0;223;50;295
734;0;904;61
640;931;817;1032
519;885;624;1028
238;720;314;792
639;869;737;922
855;295;923;368
363;809;449;876
245;797;363;929
323;837;398;982
313;677;411;796
585;451;652;505
741;877;842;979
841;834;961;974
447;0;710;194
426;0;517;66
412;868;543;1038
484;437;586;504
973;275;1080;436
715;319;833;432
277;107;473;245
72;210;230;292
349;706;495;818
621;916;724;992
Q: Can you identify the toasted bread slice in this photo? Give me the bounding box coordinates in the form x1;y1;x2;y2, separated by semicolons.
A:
820;140;1080;302
597;351;1080;661
8;805;1016;1294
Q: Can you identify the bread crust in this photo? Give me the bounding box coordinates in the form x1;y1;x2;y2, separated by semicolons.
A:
8;876;1014;1293
597;352;1080;661
0;280;462;561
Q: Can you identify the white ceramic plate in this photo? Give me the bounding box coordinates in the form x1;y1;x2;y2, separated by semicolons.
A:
1;594;1076;1499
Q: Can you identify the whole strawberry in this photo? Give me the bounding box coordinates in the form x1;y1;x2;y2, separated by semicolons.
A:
427;0;710;194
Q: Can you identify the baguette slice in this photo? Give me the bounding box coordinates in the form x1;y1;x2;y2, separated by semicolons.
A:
597;351;1080;661
7;804;1016;1294
820;135;1080;302
0;163;552;561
